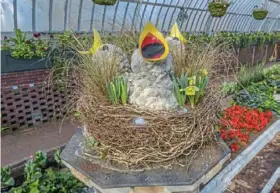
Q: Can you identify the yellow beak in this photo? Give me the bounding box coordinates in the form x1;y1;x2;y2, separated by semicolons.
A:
170;22;186;44
78;29;102;55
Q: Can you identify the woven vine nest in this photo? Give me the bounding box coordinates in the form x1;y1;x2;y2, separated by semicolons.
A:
77;85;221;170
208;2;230;17
252;9;268;20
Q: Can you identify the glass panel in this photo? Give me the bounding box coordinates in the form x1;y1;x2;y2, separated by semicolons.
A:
1;0;15;32
17;0;32;31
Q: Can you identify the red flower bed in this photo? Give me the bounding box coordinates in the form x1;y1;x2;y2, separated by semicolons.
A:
219;105;273;152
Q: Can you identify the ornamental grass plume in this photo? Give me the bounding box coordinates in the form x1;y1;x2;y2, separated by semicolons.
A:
171;40;237;80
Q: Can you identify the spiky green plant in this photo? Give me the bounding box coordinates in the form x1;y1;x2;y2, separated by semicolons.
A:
120;78;128;105
194;70;209;104
107;76;128;105
107;82;118;105
172;73;188;108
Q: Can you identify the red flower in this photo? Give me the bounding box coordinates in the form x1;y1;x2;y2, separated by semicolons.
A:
230;143;239;152
33;32;40;38
218;106;272;151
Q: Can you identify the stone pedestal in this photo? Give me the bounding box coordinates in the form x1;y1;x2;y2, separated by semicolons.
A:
61;130;231;193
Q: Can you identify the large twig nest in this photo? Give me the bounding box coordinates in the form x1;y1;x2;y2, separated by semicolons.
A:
78;86;221;169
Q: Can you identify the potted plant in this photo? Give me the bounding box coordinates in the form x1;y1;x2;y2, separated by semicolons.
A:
1;29;51;73
252;6;268;20
208;0;231;17
91;0;117;5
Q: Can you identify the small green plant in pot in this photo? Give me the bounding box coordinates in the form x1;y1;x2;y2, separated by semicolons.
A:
208;0;230;17
252;6;268;20
92;0;117;5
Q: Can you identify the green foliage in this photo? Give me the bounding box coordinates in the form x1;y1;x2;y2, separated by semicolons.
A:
222;64;279;96
175;70;208;108
186;31;280;48
55;31;77;48
86;136;99;148
34;151;47;168
1;166;15;188
54;149;62;165
233;65;280;115
1;126;9;132
5;150;85;193
237;63;265;88
221;82;238;96
2;29;49;59
92;0;117;6
172;73;188;108
208;1;230;17
107;76;128;105
233;84;280;115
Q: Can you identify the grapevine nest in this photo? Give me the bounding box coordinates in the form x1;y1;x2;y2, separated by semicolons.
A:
77;85;222;169
59;38;236;170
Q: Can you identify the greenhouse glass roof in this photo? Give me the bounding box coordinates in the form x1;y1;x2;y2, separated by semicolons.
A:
1;0;280;33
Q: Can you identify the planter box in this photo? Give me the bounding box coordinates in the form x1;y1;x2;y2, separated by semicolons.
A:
1;51;51;73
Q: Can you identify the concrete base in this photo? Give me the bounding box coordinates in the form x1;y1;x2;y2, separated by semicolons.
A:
61;129;231;193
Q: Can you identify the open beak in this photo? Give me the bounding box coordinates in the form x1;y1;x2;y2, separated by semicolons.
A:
139;22;169;62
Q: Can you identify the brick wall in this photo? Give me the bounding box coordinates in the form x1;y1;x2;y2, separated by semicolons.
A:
1;69;70;130
1;70;49;87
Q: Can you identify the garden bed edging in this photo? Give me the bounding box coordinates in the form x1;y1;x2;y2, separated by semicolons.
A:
201;119;280;193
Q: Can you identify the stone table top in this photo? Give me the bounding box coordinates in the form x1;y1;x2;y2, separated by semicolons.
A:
61;129;230;189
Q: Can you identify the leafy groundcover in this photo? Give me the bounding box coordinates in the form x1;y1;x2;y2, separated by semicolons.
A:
1;150;86;193
233;65;280;115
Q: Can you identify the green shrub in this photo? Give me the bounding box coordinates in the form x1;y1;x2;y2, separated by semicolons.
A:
3;29;49;59
1;166;15;188
233;65;280;114
5;150;85;193
237;63;265;88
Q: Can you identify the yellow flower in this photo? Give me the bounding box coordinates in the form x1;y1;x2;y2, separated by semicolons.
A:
185;86;199;96
202;69;208;76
